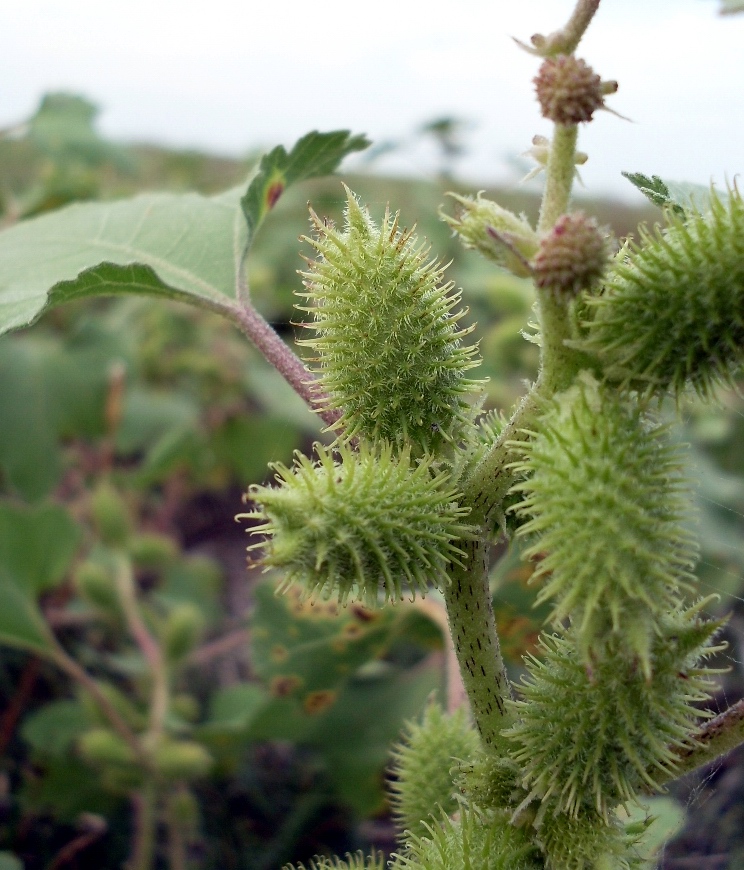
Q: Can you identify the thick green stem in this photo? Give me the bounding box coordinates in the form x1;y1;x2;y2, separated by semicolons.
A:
444;539;515;751
537;124;578;233
535;124;585;393
538;290;583;394
444;100;586;755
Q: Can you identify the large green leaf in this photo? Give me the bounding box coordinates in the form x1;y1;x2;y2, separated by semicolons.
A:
0;130;368;338
242;583;443;815
241;130;369;239
0;501;80;653
0;185;246;336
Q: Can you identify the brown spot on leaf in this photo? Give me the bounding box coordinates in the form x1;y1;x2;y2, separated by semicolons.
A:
303;690;337;715
267;181;284;209
270;644;289;663
270;675;302;698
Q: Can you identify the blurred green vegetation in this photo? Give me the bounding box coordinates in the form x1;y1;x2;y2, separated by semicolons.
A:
0;93;742;869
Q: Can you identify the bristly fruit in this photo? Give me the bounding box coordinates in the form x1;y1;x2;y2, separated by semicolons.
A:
389;703;480;840
298;187;482;453
509;373;697;670
534;55;614;125
578;187;744;401
532;212;610;297
284;852;385;870
391;806;541;870
240;441;473;607
505;606;722;823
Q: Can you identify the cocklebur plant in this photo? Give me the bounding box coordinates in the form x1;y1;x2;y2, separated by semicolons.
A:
259;4;740;869
1;1;744;868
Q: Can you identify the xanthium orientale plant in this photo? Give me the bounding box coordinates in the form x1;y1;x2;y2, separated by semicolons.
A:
243;5;742;868
1;0;743;867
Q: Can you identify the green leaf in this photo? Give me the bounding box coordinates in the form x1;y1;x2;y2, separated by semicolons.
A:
622;171;727;215
115;386;199;455
19;754;119;822
211;414;302;483
241;130;370;240
21;700;91;756
0;131;368;337
244;583;442;815
0;853;23;870
316;665;439;816
720;0;744;13
0;325;133;500
196;683;268;751
0;186;247;336
0;501;80;653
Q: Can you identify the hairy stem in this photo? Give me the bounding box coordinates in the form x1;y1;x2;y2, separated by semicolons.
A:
233;270;340;430
537;124;578;233
530;0;601;56
535;124;585;392
444;539;515;751
667;699;744;781
113;553;169;737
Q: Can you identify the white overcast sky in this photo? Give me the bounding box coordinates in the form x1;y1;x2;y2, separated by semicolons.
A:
3;0;743;201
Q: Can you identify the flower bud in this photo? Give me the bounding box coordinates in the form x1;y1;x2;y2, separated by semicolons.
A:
150;738;213;781
534;55;609;125
78;727;136;768
510;373;697;669
128;532;179;571
579;186;744;401
74;561;121;618
532;212;610;297
390;704;480;840
163;603;205;663
505;610;722;822
442;194;538;278
90;482;131;548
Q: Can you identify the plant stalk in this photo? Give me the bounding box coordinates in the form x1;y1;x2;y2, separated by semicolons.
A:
668;698;744;781
49;644;148;767
537;124;578;234
443;539;515;751
233;271;340;430
113;553;169;737
127;784;158;870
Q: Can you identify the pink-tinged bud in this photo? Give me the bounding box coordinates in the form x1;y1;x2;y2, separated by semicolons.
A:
532;212;609;297
534;55;609;125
